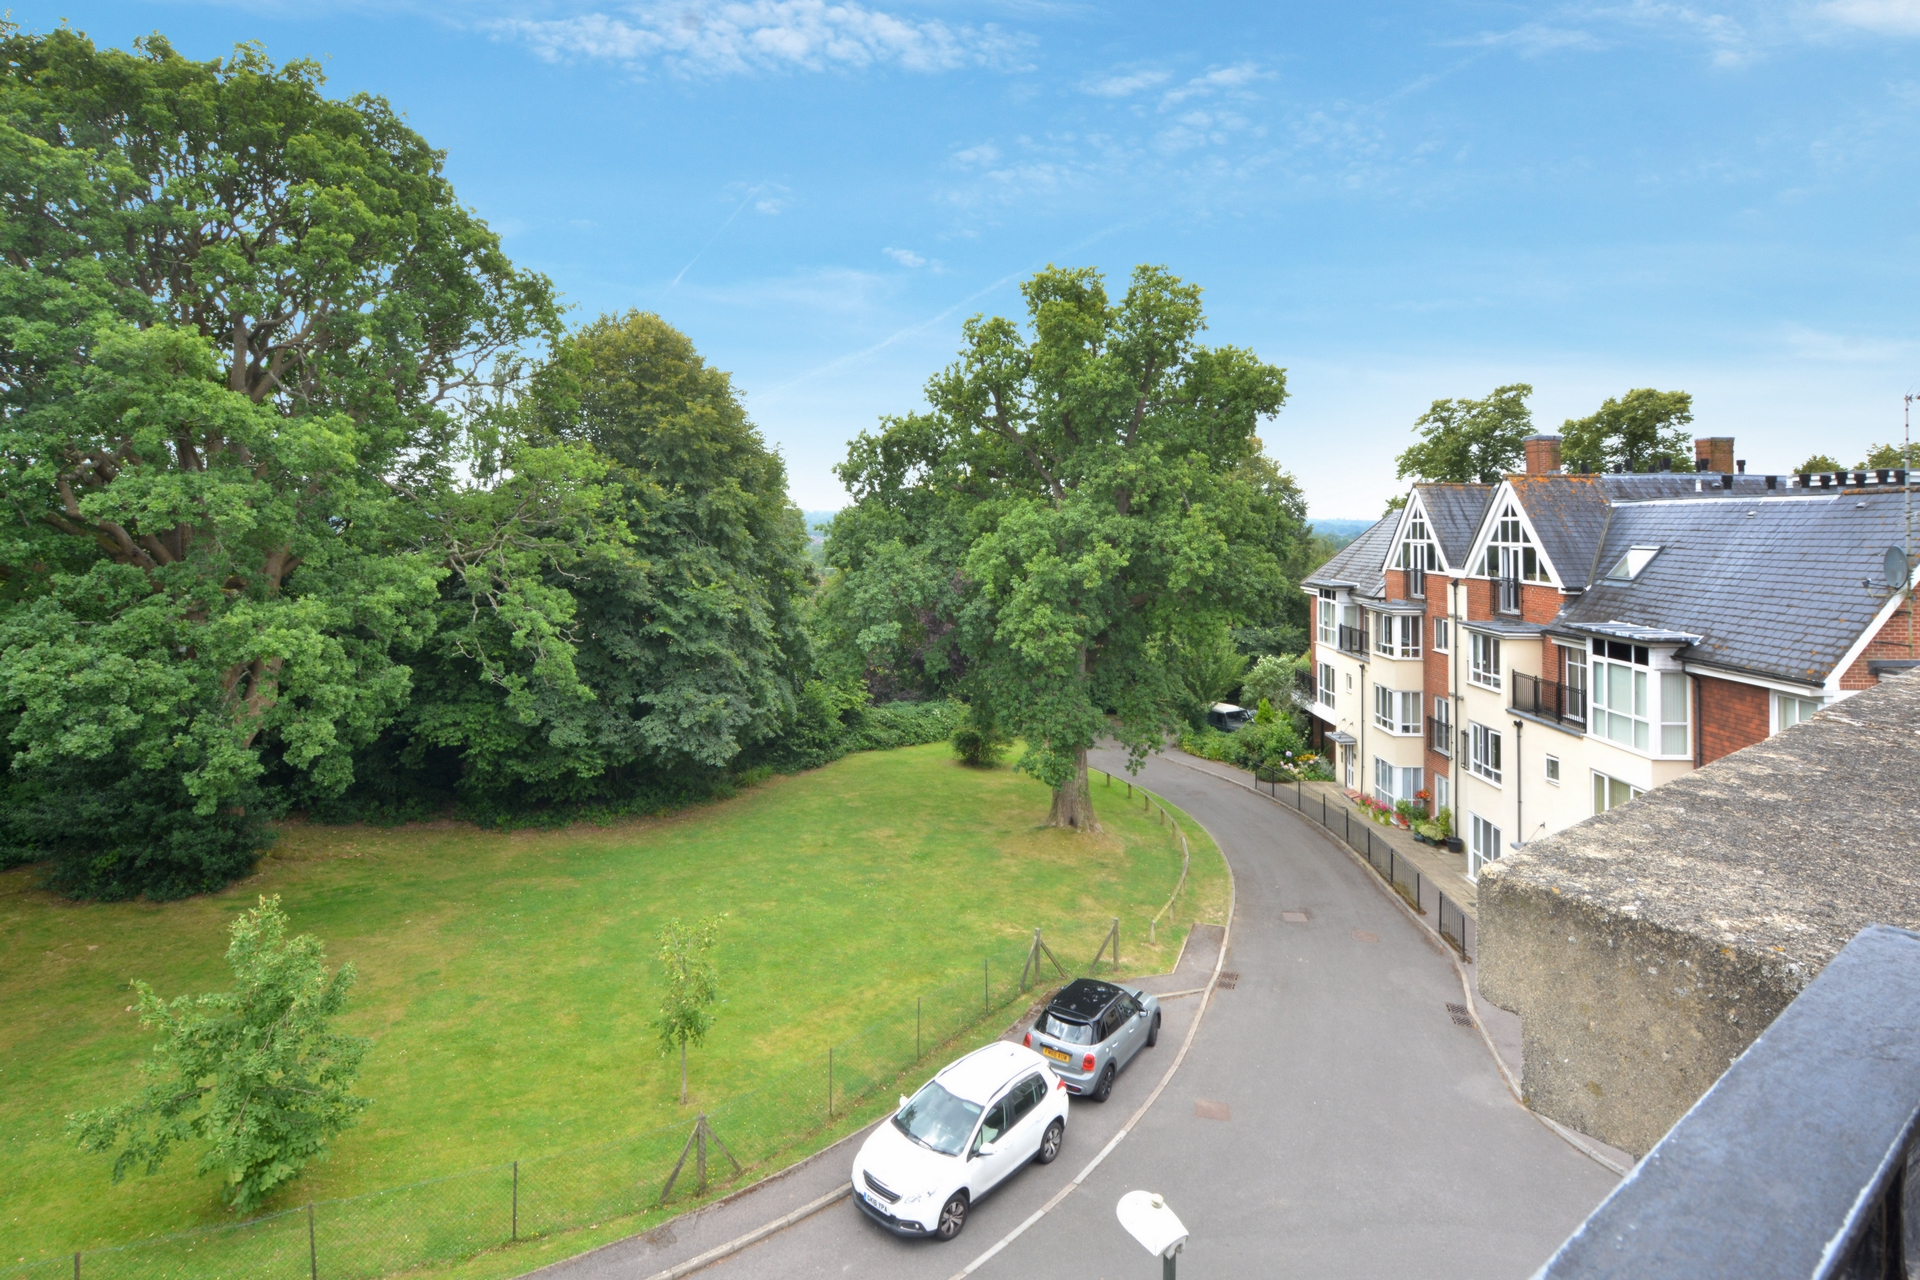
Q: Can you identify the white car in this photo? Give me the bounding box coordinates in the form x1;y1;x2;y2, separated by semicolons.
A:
851;1041;1069;1241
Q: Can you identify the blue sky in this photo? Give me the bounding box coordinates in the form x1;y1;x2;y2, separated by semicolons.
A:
28;0;1920;517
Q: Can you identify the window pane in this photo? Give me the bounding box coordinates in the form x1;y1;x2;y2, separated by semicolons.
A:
1660;672;1687;723
1662;724;1687;754
1594;773;1606;814
1632;670;1647;718
1608;664;1631;714
1610;777;1632;809
1634;719;1650;751
1607;709;1631;745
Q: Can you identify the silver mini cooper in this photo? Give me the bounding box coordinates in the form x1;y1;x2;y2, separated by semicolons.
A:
1021;978;1161;1101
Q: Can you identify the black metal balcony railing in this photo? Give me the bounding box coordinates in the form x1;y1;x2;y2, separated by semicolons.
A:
1497;574;1521;614
1408;562;1426;598
1337;624;1368;655
1430;716;1452;756
1512;672;1588;729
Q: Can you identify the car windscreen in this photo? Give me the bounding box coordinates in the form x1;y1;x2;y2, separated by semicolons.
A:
893;1080;982;1157
1042;1013;1096;1045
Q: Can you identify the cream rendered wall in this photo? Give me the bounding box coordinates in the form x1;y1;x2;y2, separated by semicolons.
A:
1457;632;1544;879
1365;650;1428;798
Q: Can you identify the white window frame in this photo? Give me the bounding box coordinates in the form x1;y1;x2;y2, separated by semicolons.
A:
1590;641;1688;758
1318;662;1336;709
1468;722;1503;784
1374;757;1423;807
1468;811;1503;881
1433;617;1449;653
1774;691;1822;733
1431;696;1452;756
1373;687;1422;736
1469;632;1502;691
1317;594;1336;646
1375;613;1421;660
1434;773;1449;814
1592;770;1645;815
1544;754;1561;784
1482;500;1553;585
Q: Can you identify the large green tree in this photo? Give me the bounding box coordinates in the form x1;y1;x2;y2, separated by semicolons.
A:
0;29;569;893
1394;384;1535;484
388;312;814;808
834;265;1292;829
1562;388;1695;473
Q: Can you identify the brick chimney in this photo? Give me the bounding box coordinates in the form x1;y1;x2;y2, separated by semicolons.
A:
1694;436;1734;474
1523;434;1563;475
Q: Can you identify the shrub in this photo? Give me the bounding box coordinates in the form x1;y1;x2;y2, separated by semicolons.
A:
0;758;276;901
950;704;1007;768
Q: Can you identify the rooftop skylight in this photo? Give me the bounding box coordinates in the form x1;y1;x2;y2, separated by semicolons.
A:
1606;545;1661;582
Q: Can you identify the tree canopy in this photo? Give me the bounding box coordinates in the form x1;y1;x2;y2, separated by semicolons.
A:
1394;384;1535;484
0;28;834;897
1562;388;1695;473
830;264;1295;829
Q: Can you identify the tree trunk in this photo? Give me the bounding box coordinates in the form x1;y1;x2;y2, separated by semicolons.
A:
680;1041;688;1105
1046;746;1101;833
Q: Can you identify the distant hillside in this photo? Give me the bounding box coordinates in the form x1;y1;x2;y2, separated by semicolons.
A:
1310;518;1375;541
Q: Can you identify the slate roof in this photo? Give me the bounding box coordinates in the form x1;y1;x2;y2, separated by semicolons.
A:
1507;474;1616;590
1413;484;1493;570
1554;493;1915;686
1596;474;1787;501
1302;511;1398;596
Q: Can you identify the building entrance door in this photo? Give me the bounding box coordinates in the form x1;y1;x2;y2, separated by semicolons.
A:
1342;744;1355;790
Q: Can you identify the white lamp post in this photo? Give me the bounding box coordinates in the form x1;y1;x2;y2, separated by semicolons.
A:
1116;1190;1189;1279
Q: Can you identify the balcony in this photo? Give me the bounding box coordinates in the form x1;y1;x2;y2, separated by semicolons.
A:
1430;716;1452;757
1496;574;1521;614
1408;562;1426;598
1337;624;1368;655
1291;666;1321;712
1511;671;1587;730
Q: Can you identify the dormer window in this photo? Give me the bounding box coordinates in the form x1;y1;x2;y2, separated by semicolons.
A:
1605;545;1661;582
1483;505;1549;579
1398;512;1436;597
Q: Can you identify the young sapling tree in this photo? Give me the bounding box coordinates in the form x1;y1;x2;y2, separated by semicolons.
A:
67;896;371;1212
655;915;725;1105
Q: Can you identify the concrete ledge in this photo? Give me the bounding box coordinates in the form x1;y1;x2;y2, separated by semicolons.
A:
1478;672;1920;1157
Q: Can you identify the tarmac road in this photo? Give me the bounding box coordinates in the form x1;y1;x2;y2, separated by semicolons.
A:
533;749;1618;1280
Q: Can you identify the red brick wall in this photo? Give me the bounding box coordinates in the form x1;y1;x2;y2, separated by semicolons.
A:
1462;577;1492;620
1838;600;1918;690
1520;583;1563;625
1424;584;1454;785
1697;675;1769;765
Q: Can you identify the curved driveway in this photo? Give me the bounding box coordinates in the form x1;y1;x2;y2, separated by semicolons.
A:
548;750;1617;1280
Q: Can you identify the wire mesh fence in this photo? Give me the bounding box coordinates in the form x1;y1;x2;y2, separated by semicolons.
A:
4;926;1130;1280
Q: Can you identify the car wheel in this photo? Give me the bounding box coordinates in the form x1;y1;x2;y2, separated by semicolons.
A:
1091;1062;1116;1102
1035;1117;1064;1165
935;1191;969;1241
1146;1011;1161;1047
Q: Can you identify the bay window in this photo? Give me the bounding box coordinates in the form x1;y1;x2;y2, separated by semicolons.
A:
1469;632;1502;691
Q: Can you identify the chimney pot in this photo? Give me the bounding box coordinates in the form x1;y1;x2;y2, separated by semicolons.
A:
1736;459;1746;473
1522;434;1562;475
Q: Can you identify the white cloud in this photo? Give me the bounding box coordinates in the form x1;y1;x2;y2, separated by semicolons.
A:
487;0;1032;76
1819;0;1920;32
951;142;1001;166
1452;22;1608;54
883;246;926;266
1160;63;1264;107
1082;68;1170;97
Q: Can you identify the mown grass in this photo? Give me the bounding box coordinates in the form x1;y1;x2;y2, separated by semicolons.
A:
0;745;1226;1267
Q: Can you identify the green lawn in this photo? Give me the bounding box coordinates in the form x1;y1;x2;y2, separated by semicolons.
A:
0;745;1226;1271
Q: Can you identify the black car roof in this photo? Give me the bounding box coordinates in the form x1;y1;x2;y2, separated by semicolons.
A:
1047;978;1123;1022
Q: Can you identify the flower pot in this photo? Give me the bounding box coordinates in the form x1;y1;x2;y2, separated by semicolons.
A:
1444;836;1464;853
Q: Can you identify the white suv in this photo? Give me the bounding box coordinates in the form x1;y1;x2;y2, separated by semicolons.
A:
851;1041;1069;1241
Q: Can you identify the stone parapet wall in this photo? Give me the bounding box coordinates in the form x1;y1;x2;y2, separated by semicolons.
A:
1478;672;1920;1157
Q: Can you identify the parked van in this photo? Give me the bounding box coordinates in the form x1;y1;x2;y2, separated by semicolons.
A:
1206;702;1254;732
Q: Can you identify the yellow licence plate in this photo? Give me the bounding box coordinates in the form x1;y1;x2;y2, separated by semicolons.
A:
1040;1046;1070;1063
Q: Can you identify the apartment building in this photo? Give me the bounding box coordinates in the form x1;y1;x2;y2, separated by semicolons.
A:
1302;435;1920;880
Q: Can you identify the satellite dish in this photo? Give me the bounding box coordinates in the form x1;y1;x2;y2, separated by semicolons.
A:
1884;547;1911;592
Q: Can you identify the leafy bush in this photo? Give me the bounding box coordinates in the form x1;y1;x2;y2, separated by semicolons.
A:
950;703;1007;768
0;758;276;901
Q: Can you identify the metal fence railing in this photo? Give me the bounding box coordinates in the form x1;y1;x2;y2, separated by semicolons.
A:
5;883;1191;1280
1249;769;1476;962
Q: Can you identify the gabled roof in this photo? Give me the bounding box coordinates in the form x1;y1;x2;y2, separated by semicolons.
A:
1505;474;1615;590
1554;493;1916;686
1597;474;1788;501
1412;483;1494;568
1302;512;1398;597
